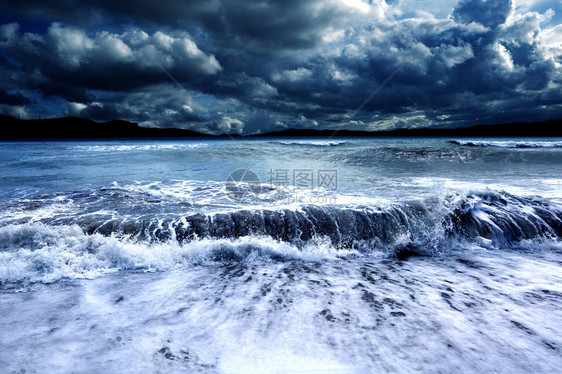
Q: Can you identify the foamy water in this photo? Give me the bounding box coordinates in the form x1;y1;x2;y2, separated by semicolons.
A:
1;251;561;373
451;139;562;148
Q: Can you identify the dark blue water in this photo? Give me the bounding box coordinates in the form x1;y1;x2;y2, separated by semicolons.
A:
1;138;561;199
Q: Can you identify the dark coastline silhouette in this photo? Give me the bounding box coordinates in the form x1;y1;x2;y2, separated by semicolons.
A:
1;114;560;139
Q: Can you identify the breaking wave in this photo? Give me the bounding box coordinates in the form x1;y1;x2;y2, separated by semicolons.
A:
71;143;210;152
450;140;562;148
272;141;349;147
1;191;561;284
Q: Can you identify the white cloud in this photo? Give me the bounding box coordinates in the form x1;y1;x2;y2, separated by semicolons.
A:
47;23;94;68
436;43;474;68
0;104;31;118
216;116;244;134
540;24;562;67
493;42;515;71
8;23;222;75
65;102;87;116
272;68;313;82
0;23;19;44
97;32;133;62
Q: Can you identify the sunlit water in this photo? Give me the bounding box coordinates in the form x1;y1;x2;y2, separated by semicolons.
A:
0;138;561;373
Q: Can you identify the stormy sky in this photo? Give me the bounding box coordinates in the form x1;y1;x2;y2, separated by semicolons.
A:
0;0;561;134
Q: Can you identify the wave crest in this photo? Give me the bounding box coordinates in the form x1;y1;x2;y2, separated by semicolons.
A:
272;141;348;147
450;140;562;148
1;191;561;284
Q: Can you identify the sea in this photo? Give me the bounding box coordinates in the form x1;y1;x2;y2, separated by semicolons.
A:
0;137;561;373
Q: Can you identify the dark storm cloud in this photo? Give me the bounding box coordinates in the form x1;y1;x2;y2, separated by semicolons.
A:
0;87;31;105
1;23;221;92
452;0;512;28
1;0;382;51
0;0;561;133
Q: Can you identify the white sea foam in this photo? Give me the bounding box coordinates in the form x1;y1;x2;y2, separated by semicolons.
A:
1;251;561;373
451;140;562;148
408;177;562;201
273;140;349;146
109;180;387;211
1;210;560;285
0;222;364;284
72;143;209;152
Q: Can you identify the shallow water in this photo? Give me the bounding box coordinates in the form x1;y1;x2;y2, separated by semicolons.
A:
1;251;561;373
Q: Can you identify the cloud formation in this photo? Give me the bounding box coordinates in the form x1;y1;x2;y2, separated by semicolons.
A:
0;0;560;134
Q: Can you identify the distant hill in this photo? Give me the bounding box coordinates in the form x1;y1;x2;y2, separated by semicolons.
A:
0;115;560;139
0;115;215;139
250;119;562;138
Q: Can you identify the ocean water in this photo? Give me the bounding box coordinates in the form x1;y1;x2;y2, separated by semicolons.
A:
0;137;561;373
